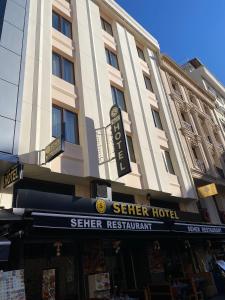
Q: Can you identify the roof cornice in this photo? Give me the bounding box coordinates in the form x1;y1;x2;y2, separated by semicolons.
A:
93;0;160;52
160;54;216;107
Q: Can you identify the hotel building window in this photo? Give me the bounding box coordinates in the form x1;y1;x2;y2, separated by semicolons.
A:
152;109;163;130
105;48;119;70
136;46;145;61
161;150;175;175
111;86;126;112
143;74;153;92
52;52;75;84
52;106;79;144
126;135;136;163
171;79;181;95
52;11;72;39
101;17;113;36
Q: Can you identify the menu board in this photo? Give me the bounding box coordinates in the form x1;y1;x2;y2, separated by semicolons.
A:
0;269;26;300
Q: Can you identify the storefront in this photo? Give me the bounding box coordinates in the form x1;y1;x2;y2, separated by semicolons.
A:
1;188;225;299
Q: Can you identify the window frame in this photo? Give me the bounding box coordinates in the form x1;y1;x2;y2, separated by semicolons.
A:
105;48;119;70
152;109;163;130
143;74;154;92
52;105;79;145
52;11;72;39
52;52;75;84
126;135;136;163
161;149;175;175
136;46;145;61
101;17;113;36
111;85;127;112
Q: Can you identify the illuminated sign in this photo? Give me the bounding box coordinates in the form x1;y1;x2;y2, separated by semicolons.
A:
3;163;23;189
197;183;218;198
45;137;64;163
112;202;179;220
110;105;131;177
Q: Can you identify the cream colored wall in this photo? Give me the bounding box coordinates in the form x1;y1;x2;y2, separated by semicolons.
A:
13;0;199;209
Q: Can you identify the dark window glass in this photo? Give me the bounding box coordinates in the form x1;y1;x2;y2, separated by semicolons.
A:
144;75;153;92
64;110;79;144
52;52;62;77
137;46;145;61
52;11;72;38
52;106;79;144
162;150;175;175
126;135;136;163
111;86;126;111
0;0;7;41
152;109;163;130
63;58;74;84
52;52;75;84
52;11;60;31
105;48;119;69
101;17;113;36
52;106;62;138
192;147;198;160
62;18;72;38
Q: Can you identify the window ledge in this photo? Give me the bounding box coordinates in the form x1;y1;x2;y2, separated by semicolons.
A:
102;30;117;51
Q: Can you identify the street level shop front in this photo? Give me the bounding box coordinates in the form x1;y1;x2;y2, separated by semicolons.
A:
1;189;225;299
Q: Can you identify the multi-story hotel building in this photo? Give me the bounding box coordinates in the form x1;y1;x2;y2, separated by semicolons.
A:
0;0;225;299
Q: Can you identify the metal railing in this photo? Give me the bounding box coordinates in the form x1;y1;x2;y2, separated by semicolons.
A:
182;120;193;132
195;159;206;173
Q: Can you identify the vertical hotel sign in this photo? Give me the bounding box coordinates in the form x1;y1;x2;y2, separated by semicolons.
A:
0;0;7;40
110;105;131;177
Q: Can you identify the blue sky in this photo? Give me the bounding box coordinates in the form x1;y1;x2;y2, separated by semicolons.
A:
117;0;225;85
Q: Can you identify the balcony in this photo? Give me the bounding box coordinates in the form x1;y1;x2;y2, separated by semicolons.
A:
182;120;193;132
170;91;183;104
194;159;206;173
216;143;225;153
216;167;225;179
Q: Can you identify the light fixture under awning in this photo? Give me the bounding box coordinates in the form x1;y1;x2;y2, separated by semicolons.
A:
0;238;11;261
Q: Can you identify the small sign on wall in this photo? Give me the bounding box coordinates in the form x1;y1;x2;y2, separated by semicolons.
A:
110;105;131;177
3;163;23;189
197;183;218;198
45;137;64;163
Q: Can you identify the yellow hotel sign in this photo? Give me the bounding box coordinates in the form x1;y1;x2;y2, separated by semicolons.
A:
197;183;218;198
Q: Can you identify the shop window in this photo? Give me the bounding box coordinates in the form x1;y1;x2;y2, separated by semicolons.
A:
52;106;79;144
136;46;145;61
112;192;135;203
143;74;153;92
52;52;75;84
161;150;175;175
111;86;126;112
126;135;136;163
105;48;119;70
101;17;113;36
152;109;163;130
52;11;72;38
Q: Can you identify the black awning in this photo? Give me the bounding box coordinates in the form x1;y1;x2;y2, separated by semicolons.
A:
30;211;225;237
0;209;22;223
0;238;11;261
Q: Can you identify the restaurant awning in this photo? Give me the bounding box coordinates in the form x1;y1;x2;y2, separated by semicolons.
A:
30;211;225;236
